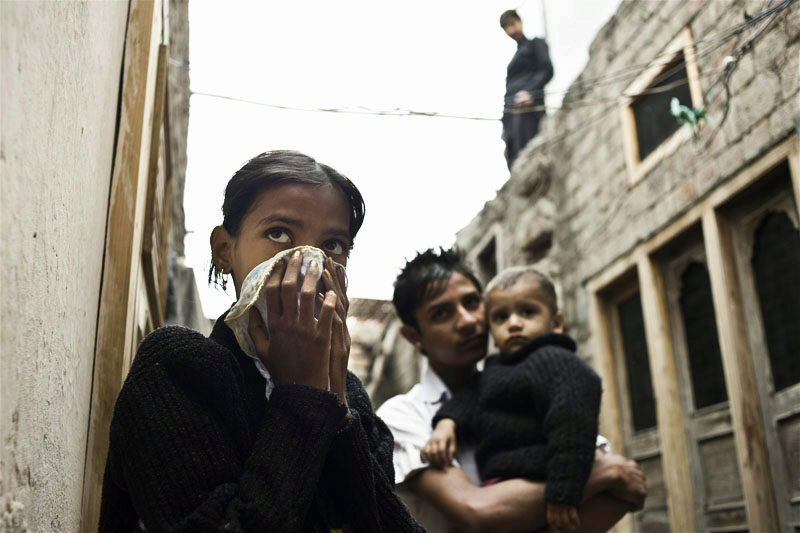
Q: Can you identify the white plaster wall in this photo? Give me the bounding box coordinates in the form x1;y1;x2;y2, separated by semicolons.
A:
0;2;129;531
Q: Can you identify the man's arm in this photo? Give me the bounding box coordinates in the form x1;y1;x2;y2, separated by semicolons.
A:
527;38;553;93
405;465;547;532
404;451;646;533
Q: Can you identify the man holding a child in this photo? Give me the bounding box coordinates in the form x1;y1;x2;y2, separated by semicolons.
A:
377;248;647;532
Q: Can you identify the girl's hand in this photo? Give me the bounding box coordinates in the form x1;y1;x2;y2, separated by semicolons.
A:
322;257;350;406
420;419;457;468
255;251;337;390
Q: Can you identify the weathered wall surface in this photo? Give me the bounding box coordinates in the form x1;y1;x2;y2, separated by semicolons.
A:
347;299;422;409
0;3;129;531
163;0;210;334
457;0;798;353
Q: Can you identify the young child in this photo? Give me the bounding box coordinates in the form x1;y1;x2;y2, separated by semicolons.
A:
421;266;602;532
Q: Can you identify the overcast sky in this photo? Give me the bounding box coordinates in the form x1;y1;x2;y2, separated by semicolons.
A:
183;0;622;319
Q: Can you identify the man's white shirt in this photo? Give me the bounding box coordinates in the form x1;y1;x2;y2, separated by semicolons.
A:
376;363;479;532
377;362;610;532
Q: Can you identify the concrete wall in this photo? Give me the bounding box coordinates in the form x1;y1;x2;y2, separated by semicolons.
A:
0;3;129;531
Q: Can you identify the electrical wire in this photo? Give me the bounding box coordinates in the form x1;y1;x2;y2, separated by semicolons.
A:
186;0;793;125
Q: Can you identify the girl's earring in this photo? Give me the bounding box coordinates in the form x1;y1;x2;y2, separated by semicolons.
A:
220;267;228;291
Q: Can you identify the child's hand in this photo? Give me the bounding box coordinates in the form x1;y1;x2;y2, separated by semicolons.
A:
420;419;457;468
546;502;580;532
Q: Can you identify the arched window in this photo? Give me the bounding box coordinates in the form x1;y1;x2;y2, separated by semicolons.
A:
751;211;800;392
678;261;727;408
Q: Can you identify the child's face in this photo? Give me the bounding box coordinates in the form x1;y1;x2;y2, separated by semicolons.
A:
487;279;563;354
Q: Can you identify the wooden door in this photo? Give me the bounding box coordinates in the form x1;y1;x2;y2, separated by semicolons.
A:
660;232;747;532
727;159;800;531
607;283;670;533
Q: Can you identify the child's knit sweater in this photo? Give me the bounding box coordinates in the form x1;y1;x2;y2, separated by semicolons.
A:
433;333;602;506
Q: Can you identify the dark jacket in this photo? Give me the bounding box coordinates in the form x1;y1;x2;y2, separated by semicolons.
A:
99;314;423;532
433;333;601;506
504;37;554;109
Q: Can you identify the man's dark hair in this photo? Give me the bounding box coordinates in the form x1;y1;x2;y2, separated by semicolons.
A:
499;9;521;28
393;248;482;328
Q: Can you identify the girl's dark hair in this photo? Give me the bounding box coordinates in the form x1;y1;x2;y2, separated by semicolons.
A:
393;247;483;329
208;150;365;287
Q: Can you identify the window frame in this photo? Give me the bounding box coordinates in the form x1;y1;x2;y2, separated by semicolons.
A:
619;27;704;185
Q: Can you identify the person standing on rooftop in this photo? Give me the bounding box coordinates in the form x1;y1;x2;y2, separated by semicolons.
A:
500;9;554;168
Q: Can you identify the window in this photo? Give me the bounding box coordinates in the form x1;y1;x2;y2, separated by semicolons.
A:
477;237;497;283
751;210;800;392
677;261;727;409
631;51;694;161
468;223;503;285
620;28;703;184
618;292;658;431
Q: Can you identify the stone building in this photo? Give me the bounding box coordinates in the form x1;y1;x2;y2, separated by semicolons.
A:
455;0;799;531
1;1;202;530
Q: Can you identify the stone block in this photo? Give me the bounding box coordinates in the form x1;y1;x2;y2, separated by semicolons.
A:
728;70;781;138
729;52;755;94
779;41;799;99
743;118;771;161
769;95;799;141
783;4;800;44
716;140;745;179
694;159;719;198
754;25;786;67
693;0;724;39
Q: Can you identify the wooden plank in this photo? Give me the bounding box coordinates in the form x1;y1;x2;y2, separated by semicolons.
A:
590;293;624;452
787;136;800;222
80;1;161;530
142;43;169;327
619;103;640;180
636;250;696;532
702;208;779;532
589;293;634;533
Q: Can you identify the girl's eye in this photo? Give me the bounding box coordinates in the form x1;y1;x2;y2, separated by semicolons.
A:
520;307;536;317
322;239;345;255
266;228;291;243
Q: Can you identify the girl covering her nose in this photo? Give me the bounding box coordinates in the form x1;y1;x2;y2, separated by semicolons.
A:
99;150;423;532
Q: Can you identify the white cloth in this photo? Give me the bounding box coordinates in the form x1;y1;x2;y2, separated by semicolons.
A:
377;362;611;533
224;245;346;399
377;363;479;532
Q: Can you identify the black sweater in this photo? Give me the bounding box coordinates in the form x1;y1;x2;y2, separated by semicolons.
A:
504;37;553;109
433;333;601;506
99;314;423;532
